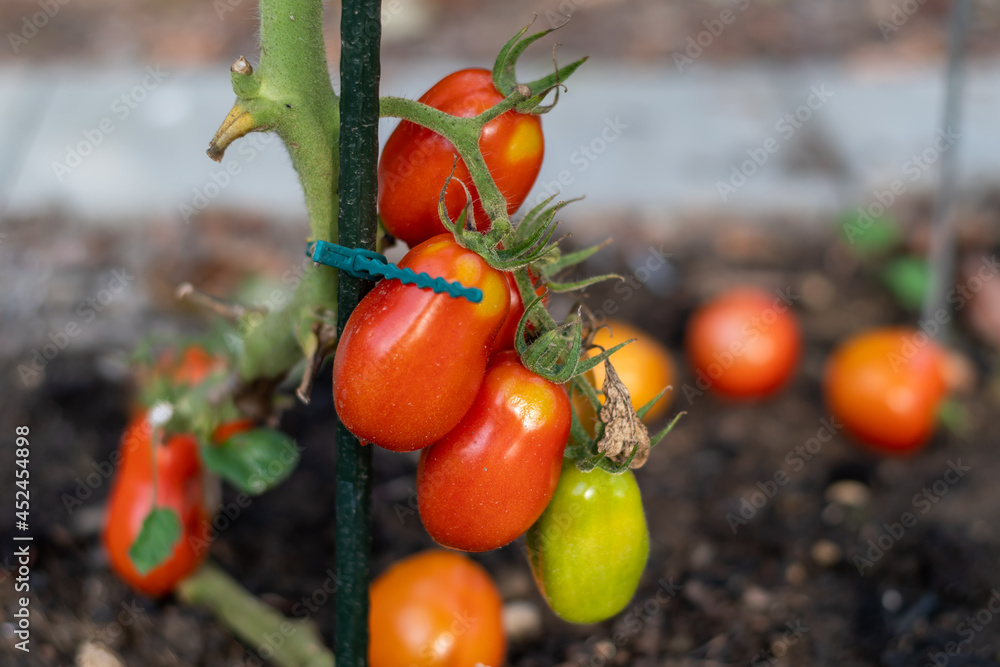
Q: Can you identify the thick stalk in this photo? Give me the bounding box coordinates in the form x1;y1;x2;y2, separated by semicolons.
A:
209;0;341;382
334;0;381;665
177;562;334;667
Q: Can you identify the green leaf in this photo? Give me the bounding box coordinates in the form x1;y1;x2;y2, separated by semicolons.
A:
839;211;901;256
545;273;622;293
650;412;686;448
129;508;181;575
881;256;929;312
634;386;671;421
539;238;611;276
202;428;301;495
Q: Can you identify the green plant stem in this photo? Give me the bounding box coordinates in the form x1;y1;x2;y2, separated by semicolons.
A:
210;0;341;383
177;561;335;667
334;0;381;665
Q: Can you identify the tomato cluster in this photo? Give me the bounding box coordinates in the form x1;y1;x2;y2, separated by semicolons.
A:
334;67;660;650
104;345;255;596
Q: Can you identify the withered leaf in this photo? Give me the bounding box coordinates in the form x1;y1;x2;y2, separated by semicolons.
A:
596;360;650;469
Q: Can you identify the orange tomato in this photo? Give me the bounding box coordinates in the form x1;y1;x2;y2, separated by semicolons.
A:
369;551;506;667
585;320;675;423
686;287;801;399
824;327;947;454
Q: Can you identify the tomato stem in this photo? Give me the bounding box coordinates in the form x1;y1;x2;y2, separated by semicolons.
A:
177;561;335;667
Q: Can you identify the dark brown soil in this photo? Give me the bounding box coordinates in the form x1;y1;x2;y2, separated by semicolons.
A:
4;203;1000;666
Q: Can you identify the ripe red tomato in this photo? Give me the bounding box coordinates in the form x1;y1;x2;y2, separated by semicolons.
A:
417;351;570;551
686;287;801;399
824;327;947;454
333;234;510;452
378;68;545;247
490;271;546;354
369;550;506;667
103;415;211;596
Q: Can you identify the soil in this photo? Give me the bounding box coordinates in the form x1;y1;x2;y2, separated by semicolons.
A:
4;201;1000;666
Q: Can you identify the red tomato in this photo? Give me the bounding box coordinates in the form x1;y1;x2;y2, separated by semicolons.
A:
686;287;801;399
490;271;546;354
103;415;211;596
417;351;570;552
333;235;510;452
370;550;506;667
155;345;225;387
378;68;545;247
824;327;947;454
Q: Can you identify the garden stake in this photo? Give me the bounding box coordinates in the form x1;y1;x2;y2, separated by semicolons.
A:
335;0;382;664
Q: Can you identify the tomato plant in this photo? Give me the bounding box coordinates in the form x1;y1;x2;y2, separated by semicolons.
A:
332;234;510;451
104;415;212;597
526;461;649;624
587;320;675;422
490;271;547;354
686;287;801;399
378;68;545;248
369;550;506;667
824;326;948;454
417;351;570;552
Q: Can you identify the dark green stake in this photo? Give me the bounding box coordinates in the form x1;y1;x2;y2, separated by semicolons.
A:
335;0;381;664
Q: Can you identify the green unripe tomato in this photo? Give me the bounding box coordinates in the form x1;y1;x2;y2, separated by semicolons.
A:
525;460;649;624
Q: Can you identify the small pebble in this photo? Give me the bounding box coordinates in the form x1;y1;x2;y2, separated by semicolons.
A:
824;479;871;508
502;600;543;643
743;585;772;613
76;642;125;667
811;539;843;567
785;562;807;586
882;589;903;612
690;542;715;570
800;273;837;311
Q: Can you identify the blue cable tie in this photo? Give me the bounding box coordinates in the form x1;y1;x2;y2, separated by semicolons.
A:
306;241;484;304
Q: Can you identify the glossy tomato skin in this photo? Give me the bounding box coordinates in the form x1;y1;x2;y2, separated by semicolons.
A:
333;234;510;452
417;351;570;552
369;550;506;667
103;415;211;596
587;320;675;422
378;69;545;247
686;287;801;399
527;461;649;624
824;327;947;454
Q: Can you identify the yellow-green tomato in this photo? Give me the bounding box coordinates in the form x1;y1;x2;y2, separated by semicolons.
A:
525;461;649;624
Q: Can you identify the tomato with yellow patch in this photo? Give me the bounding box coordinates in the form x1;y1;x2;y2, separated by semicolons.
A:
377;68;545;247
333;234;510;452
417;351;570;551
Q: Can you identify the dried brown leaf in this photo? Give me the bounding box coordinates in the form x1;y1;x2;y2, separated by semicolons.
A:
596;361;650;469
